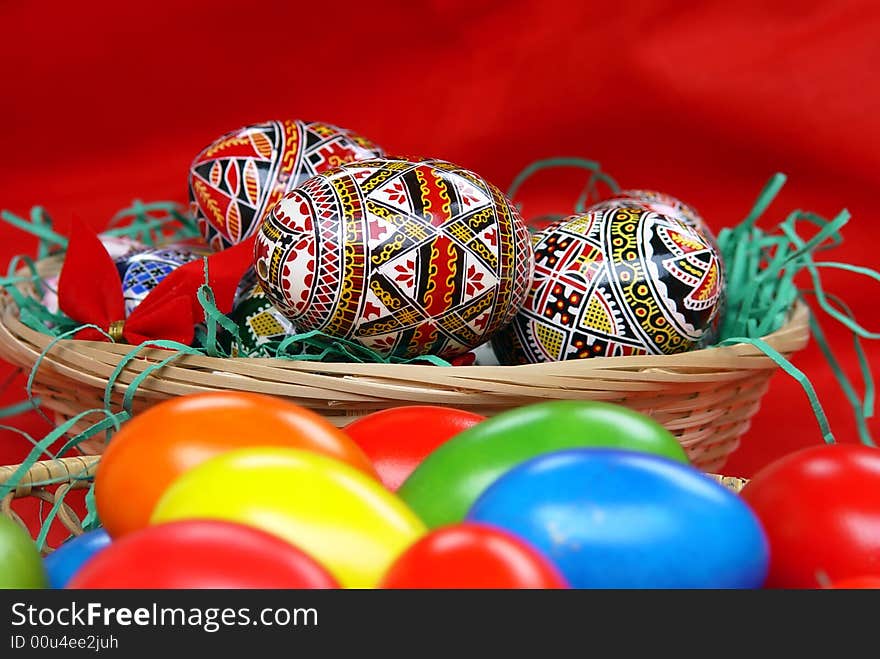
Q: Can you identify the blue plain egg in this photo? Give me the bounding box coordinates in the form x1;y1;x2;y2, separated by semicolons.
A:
44;529;112;589
467;448;769;589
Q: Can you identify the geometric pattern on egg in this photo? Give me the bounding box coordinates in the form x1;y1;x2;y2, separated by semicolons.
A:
255;158;535;360
492;206;725;364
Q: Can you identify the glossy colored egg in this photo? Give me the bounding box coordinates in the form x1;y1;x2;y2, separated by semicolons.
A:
43;529;111;589
115;245;207;316
398;400;687;528
68;519;338;589
740;444;880;588
492;205;724;363
468;448;769;589
189;120;384;250
829;576;880;589
379;522;567;589
254;157;534;359
95;392;376;538
0;516;47;589
150;447;426;588
344;406;485;491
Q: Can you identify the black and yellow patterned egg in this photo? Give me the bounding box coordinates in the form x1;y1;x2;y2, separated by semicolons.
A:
591;189;705;230
492;205;725;364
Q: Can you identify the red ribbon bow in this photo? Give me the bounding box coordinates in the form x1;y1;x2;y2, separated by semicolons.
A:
57;221;255;345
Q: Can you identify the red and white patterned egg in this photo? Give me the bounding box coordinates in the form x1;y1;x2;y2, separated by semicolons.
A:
254;158;534;360
189;120;384;251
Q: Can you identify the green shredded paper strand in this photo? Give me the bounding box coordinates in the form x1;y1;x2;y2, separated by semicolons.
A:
0;166;878;547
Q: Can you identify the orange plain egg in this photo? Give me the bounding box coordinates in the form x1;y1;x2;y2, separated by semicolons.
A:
95;391;376;538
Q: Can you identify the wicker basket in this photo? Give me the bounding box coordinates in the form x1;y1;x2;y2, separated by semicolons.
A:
0;456;99;545
0;255;811;471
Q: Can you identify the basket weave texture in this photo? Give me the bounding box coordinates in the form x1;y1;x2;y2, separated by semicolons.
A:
0;455;98;542
0;257;810;472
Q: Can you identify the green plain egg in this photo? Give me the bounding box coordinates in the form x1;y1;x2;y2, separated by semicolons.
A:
398;400;688;528
0;516;47;589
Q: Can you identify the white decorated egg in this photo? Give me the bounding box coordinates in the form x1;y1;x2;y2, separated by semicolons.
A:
254;158;534;360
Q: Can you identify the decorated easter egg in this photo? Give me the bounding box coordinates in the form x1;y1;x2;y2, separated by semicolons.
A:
115;246;207;316
590;191;725;350
590;189;707;234
595;191;727;348
492;205;724;363
255;158;534;359
227;267;297;356
189;120;384;251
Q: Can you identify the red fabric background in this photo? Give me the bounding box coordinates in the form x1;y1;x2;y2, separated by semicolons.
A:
1;0;878;507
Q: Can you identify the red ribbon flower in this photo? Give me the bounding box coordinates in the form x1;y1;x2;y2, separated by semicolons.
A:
57;222;255;345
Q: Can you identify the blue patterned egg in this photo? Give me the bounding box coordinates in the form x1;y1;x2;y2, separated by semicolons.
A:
492;205;725;363
115;246;207;316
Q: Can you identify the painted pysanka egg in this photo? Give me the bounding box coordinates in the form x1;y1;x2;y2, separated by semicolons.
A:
588;189;726;348
115;245;209;316
492;205;725;364
255;158;534;360
189;120;384;251
226;267;297;356
589;189;719;248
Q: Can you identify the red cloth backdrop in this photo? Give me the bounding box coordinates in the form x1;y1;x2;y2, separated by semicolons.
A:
1;0;878;492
